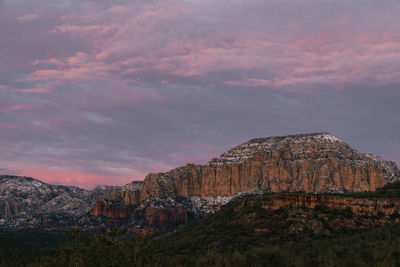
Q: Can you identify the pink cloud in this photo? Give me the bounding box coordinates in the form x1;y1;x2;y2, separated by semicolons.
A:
14;84;52;94
17;13;39;22
67;87;166;111
22;168;140;189
1;0;399;190
29;52;121;82
0;105;44;113
225;79;273;88
25;0;399;94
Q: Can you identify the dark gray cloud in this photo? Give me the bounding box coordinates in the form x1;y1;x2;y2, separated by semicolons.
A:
0;0;399;188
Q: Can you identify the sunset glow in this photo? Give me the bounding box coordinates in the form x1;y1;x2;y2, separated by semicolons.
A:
0;0;399;188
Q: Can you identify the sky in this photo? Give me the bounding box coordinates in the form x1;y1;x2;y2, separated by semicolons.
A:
0;0;399;189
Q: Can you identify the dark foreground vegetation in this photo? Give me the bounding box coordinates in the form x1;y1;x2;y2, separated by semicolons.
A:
3;221;400;267
337;180;400;199
3;182;400;266
0;230;67;267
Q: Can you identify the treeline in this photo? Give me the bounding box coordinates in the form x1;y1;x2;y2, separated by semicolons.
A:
3;221;400;266
24;224;400;267
336;181;400;199
4;181;400;267
0;230;66;267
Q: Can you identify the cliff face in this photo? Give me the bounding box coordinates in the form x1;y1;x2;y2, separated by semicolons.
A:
90;200;135;219
1;133;399;232
131;203;188;235
98;190;141;206
260;194;400;217
140;133;399;200
90;197;188;234
90;133;400;234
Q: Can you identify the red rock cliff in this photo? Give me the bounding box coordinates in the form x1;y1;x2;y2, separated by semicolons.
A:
90;198;188;234
90;200;135;218
260;194;400;217
140;133;399;199
90;133;400;234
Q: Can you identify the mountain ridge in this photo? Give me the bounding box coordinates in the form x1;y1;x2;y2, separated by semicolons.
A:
91;133;400;234
139;133;399;201
1;133;399;233
0;175;138;230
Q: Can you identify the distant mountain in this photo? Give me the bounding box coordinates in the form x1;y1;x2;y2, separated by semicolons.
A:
21;183;400;267
0;175;128;230
1;133;399;232
2;132;400;265
91;133;400;234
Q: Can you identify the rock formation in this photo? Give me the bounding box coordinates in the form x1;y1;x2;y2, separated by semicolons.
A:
258;193;400;218
140;133;399;199
2;133;400;233
129;199;188;235
90;197;189;234
0;175;126;230
90;200;135;219
90;133;400;234
97;182;143;206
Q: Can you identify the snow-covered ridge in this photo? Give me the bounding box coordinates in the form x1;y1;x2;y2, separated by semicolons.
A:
209;133;346;166
137;188;266;216
123;181;143;191
206;133;399;184
0;175;123;218
365;154;399;180
188;188;267;214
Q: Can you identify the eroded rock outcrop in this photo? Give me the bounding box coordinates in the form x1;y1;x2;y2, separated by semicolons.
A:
0;175;125;230
90;197;188;234
91;133;400;234
90;181;144;219
260;193;400;217
129;199;188;234
90;200;135;219
140;133;399;200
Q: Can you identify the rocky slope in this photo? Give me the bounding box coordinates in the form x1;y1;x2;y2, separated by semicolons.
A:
253;193;400;218
1;133;399;233
90;133;400;234
153;191;400;262
0;175;127;230
89;189;266;234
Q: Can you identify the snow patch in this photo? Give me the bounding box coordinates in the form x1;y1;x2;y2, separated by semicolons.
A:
317;133;342;143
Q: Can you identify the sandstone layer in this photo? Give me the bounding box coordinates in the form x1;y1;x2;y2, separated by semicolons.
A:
140;133;399;200
90;197;189;234
260;193;400;217
91;133;400;234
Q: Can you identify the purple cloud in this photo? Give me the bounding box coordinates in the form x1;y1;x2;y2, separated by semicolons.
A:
0;0;399;188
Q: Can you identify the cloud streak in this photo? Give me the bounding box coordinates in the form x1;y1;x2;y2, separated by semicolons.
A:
0;104;43;113
17;13;38;22
26;0;400;93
